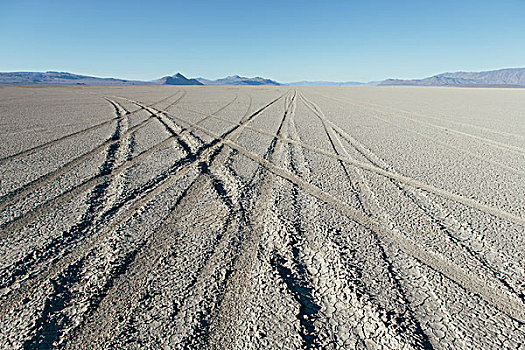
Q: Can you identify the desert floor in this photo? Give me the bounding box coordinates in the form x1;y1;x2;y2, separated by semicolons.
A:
0;85;524;349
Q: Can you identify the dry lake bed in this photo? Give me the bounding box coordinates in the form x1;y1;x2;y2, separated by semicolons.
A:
0;85;524;349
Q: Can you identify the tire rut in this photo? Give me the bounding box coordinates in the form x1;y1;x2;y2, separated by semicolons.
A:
202;91;296;349
64;174;202;349
300;91;524;302
220;140;525;324
0;91;287;325
13;97;134;349
0;93;188;235
0;96;174;219
331;94;525;155
152;99;525;226
283;97;432;348
130;94;525;323
0;91;178;166
67;94;258;348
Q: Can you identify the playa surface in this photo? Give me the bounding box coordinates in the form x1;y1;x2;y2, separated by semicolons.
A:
1;85;524;349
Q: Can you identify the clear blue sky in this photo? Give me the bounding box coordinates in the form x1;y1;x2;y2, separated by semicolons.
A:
1;0;524;82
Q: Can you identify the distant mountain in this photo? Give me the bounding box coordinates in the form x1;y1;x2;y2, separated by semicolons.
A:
156;73;203;85
4;68;524;87
374;68;525;87
0;71;277;86
287;80;363;86
196;75;280;86
0;71;148;85
0;71;203;86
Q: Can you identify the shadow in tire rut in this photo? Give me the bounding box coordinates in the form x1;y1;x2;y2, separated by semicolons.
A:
271;254;320;349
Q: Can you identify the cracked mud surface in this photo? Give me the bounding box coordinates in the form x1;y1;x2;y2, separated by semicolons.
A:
0;85;524;349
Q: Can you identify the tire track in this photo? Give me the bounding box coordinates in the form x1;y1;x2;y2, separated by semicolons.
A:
0;93;185;216
64;174;204;349
0;113;152;213
387;246;469;349
217;93;253;195
268;93;325;349
10;102;522;329
317;93;525;156
116;93;237;154
1;94;201;301
300;91;525;300
271;95;328;349
156;93;239;152
61;93;280;347
1;98;133;292
67;95;253;348
158;92;292;348
0;118;119;166
315;93;525;177
0;99;193;306
285;95;433;348
95;95;255;345
286;134;525;225
0;93;237;240
153;153;248;349
146;93;525;322
241;94;253;122
299;92;461;348
298;92;368;212
222;140;525;324
0;91;287;321
19;96;136;349
147;97;525;226
1;87;523;348
205;91;297;349
0;92;178;166
162;90;188;110
109;91;180;111
0;93;188;236
0;134;174;239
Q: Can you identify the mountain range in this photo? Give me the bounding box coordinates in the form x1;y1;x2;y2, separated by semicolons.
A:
0;72;278;86
196;75;280;86
0;71;147;86
1;68;524;87
373;68;525;87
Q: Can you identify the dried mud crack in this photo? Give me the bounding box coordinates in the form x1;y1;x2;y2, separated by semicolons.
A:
0;86;523;349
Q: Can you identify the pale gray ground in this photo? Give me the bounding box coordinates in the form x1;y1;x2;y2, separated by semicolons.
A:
0;85;524;349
